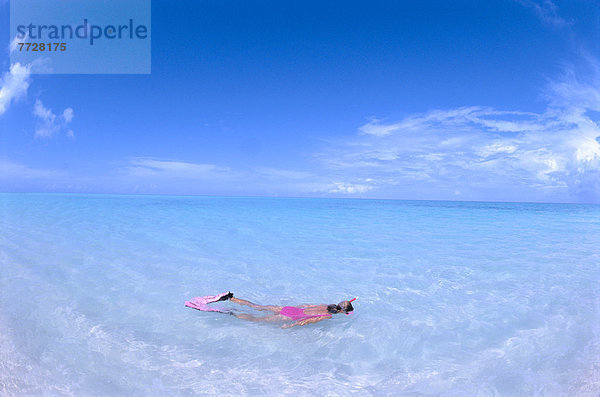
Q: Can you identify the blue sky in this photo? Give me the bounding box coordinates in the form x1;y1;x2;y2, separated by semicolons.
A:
1;0;600;202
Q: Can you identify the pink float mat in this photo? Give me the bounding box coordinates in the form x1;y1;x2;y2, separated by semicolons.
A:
185;292;231;313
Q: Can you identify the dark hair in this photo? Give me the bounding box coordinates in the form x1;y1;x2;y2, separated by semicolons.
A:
339;300;354;313
327;301;354;314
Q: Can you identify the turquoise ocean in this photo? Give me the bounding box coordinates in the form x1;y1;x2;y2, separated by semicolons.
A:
1;193;599;396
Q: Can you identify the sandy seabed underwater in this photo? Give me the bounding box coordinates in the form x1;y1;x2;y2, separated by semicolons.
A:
1;193;600;396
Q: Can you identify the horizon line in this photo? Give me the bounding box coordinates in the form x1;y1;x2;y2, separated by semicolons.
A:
0;190;597;206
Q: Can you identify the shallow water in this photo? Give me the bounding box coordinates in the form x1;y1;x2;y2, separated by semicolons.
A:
1;193;599;396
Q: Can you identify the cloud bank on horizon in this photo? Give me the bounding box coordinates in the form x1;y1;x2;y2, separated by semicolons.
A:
0;0;599;203
322;70;600;203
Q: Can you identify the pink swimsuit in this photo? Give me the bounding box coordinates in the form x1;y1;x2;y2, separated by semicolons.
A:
280;306;330;321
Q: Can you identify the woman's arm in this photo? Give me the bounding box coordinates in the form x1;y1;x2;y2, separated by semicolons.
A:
298;304;326;309
281;315;332;328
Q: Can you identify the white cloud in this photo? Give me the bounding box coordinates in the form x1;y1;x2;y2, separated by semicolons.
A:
62;108;74;123
359;120;400;137
546;69;600;113
9;36;20;54
33;100;55;122
477;143;518;157
0;63;31;115
253;167;313;180
358;108;550;139
328;182;373;194
322;63;600;202
33;100;75;138
0;158;63;179
515;0;569;28
9;31;30;54
125;158;230;178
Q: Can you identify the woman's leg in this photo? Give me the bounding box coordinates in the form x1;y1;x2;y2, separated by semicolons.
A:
230;297;282;313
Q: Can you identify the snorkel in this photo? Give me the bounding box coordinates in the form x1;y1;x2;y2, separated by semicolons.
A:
345;297;357;315
327;298;357;315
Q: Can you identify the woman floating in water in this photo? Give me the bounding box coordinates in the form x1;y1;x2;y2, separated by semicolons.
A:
185;292;355;328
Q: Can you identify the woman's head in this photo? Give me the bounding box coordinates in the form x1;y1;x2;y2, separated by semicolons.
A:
338;300;354;313
327;300;354;314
